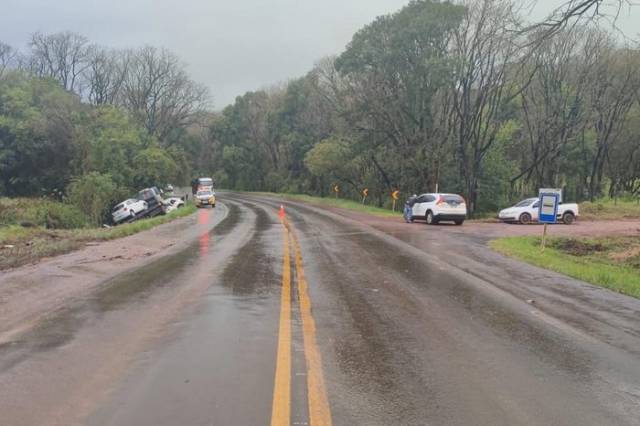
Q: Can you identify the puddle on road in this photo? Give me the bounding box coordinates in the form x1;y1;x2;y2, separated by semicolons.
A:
218;204;278;297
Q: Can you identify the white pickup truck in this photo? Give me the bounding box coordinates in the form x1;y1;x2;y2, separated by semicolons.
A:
498;198;579;224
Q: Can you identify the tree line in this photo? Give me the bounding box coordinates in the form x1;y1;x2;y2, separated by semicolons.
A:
209;0;640;213
0;33;211;223
1;0;639;220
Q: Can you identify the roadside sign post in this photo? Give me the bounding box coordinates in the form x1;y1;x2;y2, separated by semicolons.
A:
362;188;369;205
538;192;560;252
333;184;339;199
391;190;400;212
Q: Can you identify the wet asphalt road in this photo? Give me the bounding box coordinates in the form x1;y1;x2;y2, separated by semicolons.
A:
1;192;640;425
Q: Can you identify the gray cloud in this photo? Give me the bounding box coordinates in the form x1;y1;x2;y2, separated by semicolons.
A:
2;0;638;108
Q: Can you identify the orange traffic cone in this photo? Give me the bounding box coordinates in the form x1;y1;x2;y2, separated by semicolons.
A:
278;205;285;219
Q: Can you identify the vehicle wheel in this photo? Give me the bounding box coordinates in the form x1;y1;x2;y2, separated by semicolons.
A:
454;219;464;225
426;211;437;225
519;212;532;224
562;212;575;225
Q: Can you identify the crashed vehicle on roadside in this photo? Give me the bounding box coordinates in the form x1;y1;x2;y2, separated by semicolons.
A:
136;187;166;217
165;197;185;213
111;199;148;224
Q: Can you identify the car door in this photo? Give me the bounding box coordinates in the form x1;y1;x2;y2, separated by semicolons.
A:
530;200;540;221
412;195;431;217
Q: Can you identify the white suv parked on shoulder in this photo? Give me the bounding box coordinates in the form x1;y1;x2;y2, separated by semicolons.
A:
112;198;148;224
411;193;467;225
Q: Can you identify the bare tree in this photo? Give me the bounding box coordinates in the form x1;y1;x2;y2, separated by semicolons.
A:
0;41;18;78
511;27;591;190
27;31;91;92
451;0;523;214
120;46;209;143
607;104;640;197
583;30;640;199
525;0;635;42
84;47;130;105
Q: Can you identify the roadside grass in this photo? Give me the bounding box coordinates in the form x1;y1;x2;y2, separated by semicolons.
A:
0;197;88;229
579;198;640;221
251;192;401;218
0;205;196;270
490;236;640;299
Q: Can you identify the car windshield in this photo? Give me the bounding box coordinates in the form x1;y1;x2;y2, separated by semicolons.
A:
197;191;212;197
515;199;536;207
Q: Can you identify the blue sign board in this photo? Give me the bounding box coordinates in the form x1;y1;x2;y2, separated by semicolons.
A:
538;193;559;224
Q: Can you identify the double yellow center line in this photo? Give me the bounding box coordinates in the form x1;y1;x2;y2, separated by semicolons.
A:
271;215;332;426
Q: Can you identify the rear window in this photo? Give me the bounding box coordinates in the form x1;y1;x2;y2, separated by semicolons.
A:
112;203;125;212
444;195;464;204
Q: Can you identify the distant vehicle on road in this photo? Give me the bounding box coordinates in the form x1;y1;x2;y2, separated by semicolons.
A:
498;198;579;224
164;184;174;193
111;199;148;224
194;190;215;208
192;177;214;195
165;197;185;213
411;193;467;225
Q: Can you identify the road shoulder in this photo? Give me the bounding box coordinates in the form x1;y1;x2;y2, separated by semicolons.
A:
0;205;223;342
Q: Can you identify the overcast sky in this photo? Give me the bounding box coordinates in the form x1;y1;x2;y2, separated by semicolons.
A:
2;0;638;109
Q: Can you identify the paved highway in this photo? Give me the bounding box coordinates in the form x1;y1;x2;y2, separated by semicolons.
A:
1;192;639;425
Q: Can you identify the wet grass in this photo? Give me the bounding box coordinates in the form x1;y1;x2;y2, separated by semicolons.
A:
579;198;640;221
490;236;640;299
250;192;402;218
0;205;196;270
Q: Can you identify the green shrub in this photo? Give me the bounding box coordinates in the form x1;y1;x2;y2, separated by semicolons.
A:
66;172;124;226
36;201;88;229
0;197;88;229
